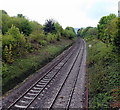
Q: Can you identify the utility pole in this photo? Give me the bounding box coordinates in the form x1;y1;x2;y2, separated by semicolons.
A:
118;1;120;17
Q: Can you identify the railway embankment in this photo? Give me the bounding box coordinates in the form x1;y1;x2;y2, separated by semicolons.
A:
86;38;120;108
3;38;87;109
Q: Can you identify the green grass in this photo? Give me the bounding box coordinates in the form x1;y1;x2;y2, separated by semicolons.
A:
86;38;120;109
2;39;74;94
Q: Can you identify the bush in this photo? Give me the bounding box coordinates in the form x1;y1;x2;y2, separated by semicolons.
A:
2;35;15;47
29;32;45;43
3;44;14;63
64;27;76;39
2;25;26;62
46;33;56;43
2;39;74;94
87;39;120;108
39;40;47;46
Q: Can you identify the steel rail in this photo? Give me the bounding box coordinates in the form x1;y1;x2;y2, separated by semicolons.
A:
66;39;85;109
7;39;80;110
48;38;84;109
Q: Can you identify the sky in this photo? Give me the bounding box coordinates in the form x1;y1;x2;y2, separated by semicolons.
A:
1;0;119;28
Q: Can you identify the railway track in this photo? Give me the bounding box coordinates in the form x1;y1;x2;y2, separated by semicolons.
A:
3;38;85;110
6;38;86;109
48;39;85;109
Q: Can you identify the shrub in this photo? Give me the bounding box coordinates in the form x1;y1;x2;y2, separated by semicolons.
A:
2;25;26;62
3;44;14;63
39;40;47;46
2;35;15;47
46;33;56;43
87;39;120;108
29;32;45;43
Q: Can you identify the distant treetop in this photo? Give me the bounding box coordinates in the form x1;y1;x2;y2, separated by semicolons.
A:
17;14;25;18
2;10;8;15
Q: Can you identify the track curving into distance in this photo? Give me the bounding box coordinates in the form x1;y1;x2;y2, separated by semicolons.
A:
6;38;86;109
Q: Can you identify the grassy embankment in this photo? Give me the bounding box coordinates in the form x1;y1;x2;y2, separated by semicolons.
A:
85;38;120;108
2;38;75;94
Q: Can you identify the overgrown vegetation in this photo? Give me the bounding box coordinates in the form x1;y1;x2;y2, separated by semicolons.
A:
2;10;77;94
86;39;120;108
2;39;74;94
78;13;120;108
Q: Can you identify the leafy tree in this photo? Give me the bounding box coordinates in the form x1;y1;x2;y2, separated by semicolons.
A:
77;27;98;38
7;25;20;38
2;14;11;34
3;44;14;64
97;14;116;41
46;33;56;43
97;14;120;53
2;10;7;15
112;17;120;53
86;27;98;36
30;21;43;33
64;27;76;39
2;12;32;36
77;28;83;37
19;19;32;36
54;22;63;35
17;14;25;18
66;27;76;33
43;19;56;34
82;27;92;36
2;25;26;60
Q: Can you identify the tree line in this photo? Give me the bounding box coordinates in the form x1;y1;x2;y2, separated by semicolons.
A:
80;14;120;108
77;14;120;53
2;10;76;64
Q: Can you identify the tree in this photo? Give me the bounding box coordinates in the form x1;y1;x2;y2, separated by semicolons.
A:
112;17;120;53
3;25;26;48
19;19;32;36
17;14;25;18
64;27;76;39
109;17;120;53
97;14;120;53
87;28;98;36
2;12;32;36
77;28;83;37
2;14;11;34
6;25;21;40
54;22;63;34
30;21;43;32
2;10;7;15
97;14;116;41
81;27;92;37
43;19;56;34
2;25;26;63
77;27;97;37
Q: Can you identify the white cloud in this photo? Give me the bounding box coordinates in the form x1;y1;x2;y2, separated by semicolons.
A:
1;0;119;28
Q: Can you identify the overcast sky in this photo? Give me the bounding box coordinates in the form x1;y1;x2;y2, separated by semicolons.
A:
1;0;119;28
